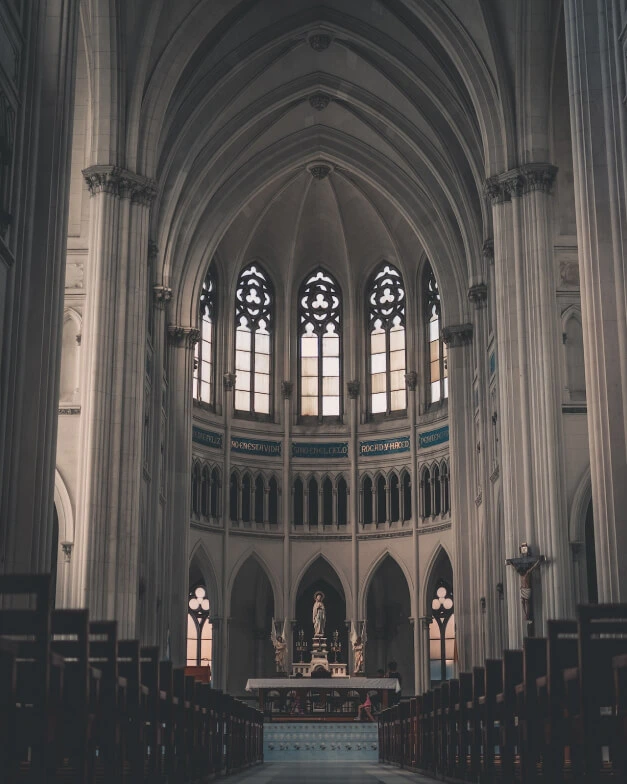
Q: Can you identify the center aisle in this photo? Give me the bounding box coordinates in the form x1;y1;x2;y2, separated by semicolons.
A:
225;761;441;783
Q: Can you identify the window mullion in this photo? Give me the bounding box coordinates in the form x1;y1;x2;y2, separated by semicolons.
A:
250;329;256;412
386;328;391;414
318;331;323;421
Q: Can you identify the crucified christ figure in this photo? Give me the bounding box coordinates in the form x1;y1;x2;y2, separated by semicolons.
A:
513;558;543;620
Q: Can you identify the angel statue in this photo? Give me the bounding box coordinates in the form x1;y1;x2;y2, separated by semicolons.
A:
271;618;288;674
351;621;367;675
312;591;326;637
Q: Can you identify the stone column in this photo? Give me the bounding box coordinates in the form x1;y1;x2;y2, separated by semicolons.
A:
564;0;627;600
0;0;79;575
221;372;235;688
348;381;360;624
406;371;423;693
164;325;199;663
442;324;475;671
486;165;573;643
72;167;156;639
281;380;292;669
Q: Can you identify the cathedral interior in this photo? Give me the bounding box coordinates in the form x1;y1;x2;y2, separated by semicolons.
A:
1;2;627;778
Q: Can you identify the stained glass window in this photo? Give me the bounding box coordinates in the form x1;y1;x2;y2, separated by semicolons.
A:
424;264;448;403
429;580;455;682
298;269;342;418
194;266;216;404
368;264;406;414
187;585;212;669
235;264;273;415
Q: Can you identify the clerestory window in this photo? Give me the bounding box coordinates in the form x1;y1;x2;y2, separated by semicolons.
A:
424;263;448;404
234;264;273;415
298;269;342;419
368;263;407;414
194;266;216;404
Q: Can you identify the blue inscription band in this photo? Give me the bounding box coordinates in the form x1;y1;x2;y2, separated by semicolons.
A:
291;442;349;459
418;425;449;448
359;436;410;456
192;426;223;449
231;437;282;457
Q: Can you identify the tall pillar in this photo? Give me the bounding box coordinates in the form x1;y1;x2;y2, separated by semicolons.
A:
348;381;360;629
0;0;79;575
486;165;573;645
164;325;199;663
442;324;475;671
281;380;293;668
72;167;156;639
221;372;235;688
564;0;627;600
406;371;423;694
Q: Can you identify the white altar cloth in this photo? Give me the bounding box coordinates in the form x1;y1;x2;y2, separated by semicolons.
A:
245;677;401;692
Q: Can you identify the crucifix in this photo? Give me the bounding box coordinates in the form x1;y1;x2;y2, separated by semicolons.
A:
506;542;546;636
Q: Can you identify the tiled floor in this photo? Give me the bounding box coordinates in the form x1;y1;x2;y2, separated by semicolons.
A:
226;761;440;783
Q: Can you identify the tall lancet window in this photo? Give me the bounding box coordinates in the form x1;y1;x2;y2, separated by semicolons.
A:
194;266;216;404
429;579;455;682
235;264;273;415
298;269;342;419
368;263;406;414
424;264;448;403
187;584;213;670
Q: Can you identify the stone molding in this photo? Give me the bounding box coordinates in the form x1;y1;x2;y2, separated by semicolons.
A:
309;92;331;111
153;285;172;309
442;323;473;347
308;33;332;51
484;163;558;204
482;238;494;264
468;283;488;308
167;325;200;347
347;380;360;399
405;371;418;391
281;380;293;399
83;164;158;205
223;372;236;390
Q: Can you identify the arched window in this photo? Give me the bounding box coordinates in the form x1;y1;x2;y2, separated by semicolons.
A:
402;471;412;520
441;462;450;515
187;585;213;670
337;476;348;525
429;580;455;682
254;475;265;524
201;465;210;517
308;477;319;525
433;464;441;516
229;472;239;522
390;473;400;522
293;477;304;525
242;474;252;522
564;313;586;401
422;467;432;518
424;263;448;403
194;266;216;404
362;476;373;524
269;477;279;524
210;467;220;517
191;462;201;515
376;475;386;524
322;477;333;525
235;264;273;415
368;263;406;414
298;269;342;419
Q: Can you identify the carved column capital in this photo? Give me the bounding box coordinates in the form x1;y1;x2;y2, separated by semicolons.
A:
167;325;200;347
405;371;418;391
347;380;360;399
153;285;172;309
61;542;73;563
468;283;488;309
482;238;494;265
281;380;293;399
82;164;157;204
308;161;333;180
309;93;331;111
223;373;236;390
484;164;558;204
308;32;333;51
442;323;473;347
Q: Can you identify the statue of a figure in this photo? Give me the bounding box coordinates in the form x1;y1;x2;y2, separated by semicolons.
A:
506;556;544;621
271;618;288;673
350;621;367;675
312;591;326;637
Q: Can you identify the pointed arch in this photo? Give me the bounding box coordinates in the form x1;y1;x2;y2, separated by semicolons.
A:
227;549;281;618
290;552;352;620
189;540;221;617
422;544;454;613
359;550;414;619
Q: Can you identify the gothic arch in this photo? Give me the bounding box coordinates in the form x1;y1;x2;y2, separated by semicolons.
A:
54;469;74;548
290;552;352;620
359;550;414;619
188;541;221;617
422;543;454;614
227;549;282;618
569;465;592;545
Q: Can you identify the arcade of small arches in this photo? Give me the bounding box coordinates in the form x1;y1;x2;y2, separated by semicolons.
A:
190;461;451;530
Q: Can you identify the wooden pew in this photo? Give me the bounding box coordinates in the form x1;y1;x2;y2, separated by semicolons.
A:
515;636;546;783
454;671;473;780
479;659;503;782
443;678;459;777
563;604;627;780
494;649;523;782
469;666;485;780
612;653;627;779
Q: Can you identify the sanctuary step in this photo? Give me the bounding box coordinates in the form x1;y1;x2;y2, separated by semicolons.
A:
264;721;378;762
